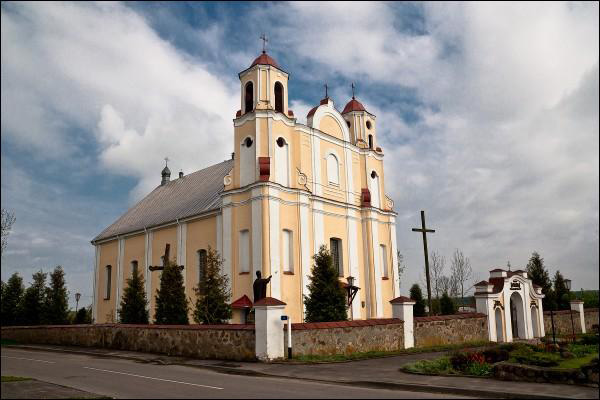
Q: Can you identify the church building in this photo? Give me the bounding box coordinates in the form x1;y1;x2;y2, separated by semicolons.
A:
91;49;399;324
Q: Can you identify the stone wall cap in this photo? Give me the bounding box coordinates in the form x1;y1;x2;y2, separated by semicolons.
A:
288;318;403;330
0;323;256;330
569;300;584;303
390;296;415;304
414;313;486;322
253;297;287;307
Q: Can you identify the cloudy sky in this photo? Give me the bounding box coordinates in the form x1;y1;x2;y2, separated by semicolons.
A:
1;2;598;308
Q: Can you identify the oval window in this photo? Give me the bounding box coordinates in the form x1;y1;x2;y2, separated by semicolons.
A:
244;137;253;147
366;120;372;129
371;171;377;179
276;137;286;147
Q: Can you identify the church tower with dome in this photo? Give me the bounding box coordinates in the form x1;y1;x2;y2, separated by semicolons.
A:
91;47;399;324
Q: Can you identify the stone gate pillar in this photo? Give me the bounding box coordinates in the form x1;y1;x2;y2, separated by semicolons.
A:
390;296;416;349
254;297;286;361
570;300;586;334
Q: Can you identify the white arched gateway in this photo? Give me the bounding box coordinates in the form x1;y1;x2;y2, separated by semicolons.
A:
474;269;545;342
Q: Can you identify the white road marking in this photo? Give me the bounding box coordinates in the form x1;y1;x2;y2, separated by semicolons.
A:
82;367;224;390
1;356;56;364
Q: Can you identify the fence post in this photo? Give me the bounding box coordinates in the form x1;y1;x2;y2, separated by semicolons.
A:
390;296;416;349
570;300;586;334
254;297;286;361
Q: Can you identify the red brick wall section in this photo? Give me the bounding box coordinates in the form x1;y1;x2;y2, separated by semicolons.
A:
1;324;256;361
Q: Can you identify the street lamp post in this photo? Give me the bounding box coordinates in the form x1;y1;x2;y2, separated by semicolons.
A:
565;279;575;342
75;292;81;314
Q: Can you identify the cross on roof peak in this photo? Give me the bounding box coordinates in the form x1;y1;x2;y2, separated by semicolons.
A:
260;33;268;53
324;83;328;99
351;82;356;99
164;157;170;167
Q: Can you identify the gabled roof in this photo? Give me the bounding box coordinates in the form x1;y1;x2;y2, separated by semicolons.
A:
231;295;253;309
93;159;234;242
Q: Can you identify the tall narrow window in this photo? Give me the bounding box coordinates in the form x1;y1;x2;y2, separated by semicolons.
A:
245;82;254;114
370;171;380;209
326;153;339;185
105;265;112;300
330;238;343;277
131;260;138;277
239;230;250;273
275;137;289;186
197;249;207;283
368;134;373;149
380;245;388;278
282;229;293;273
274;82;284;113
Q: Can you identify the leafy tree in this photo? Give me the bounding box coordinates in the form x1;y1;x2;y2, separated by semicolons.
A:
1;208;16;255
304;245;348;323
1;273;24;326
553;270;570;310
118;268;149;324
154;256;189;324
440;291;456;315
409;284;426;317
44;266;69;325
193;247;232;324
19;270;48;326
526;251;552;309
397;251;406;292
74;305;92;324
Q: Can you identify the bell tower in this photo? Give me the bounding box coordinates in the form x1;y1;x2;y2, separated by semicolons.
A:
342;84;377;150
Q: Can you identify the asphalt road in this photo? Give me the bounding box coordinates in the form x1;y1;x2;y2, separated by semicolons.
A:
0;347;469;399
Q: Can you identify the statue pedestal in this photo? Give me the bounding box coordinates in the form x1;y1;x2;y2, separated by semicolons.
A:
254;297;286;361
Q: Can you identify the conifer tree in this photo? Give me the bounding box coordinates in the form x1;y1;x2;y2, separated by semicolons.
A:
44;266;69;325
304;245;347;323
119;268;149;324
154;256;189;324
440;291;456;315
553;270;570;310
410;283;426;317
526;251;552;309
19;270;47;325
193;247;232;324
74;306;92;324
1;273;24;326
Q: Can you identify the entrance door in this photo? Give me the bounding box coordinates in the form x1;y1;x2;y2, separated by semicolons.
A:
509;292;526;339
495;308;504;342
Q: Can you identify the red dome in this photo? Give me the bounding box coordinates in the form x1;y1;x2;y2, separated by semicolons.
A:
342;98;366;114
250;51;279;68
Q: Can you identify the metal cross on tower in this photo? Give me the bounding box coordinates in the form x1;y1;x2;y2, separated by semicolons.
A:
324;83;328;99
148;244;184;272
164;157;169;167
351;82;356;99
412;210;435;316
260;33;268;53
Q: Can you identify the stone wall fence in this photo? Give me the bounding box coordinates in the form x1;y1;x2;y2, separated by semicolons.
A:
1;323;256;361
413;313;488;348
543;304;598;336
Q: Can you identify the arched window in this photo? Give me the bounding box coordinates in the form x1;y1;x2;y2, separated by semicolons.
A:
326;153;339;185
274;82;284;113
197;249;207;284
131;260;138;277
240;136;256;186
330;238;343;277
104;265;112;300
368;134;373;149
245;82;254;114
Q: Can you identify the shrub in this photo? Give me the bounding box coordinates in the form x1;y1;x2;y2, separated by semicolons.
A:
578;333;599;345
405;357;453;375
464;362;493;376
567;343;599;358
450;351;471;371
482;348;510;364
510;347;561;367
466;351;485;365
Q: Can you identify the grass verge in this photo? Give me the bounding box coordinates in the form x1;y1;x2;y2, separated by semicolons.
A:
1;376;31;382
289;340;491;363
557;353;598;369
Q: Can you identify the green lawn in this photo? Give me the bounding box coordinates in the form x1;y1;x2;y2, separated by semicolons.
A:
291;340;491;363
1;376;31;382
557;353;598;369
0;339;19;346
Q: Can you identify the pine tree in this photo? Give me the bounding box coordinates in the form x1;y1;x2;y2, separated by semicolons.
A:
74;306;92;324
154;256;189;324
440;291;456;315
553;270;570;310
1;273;24;326
19;270;47;326
304;245;348;323
44;266;69;325
119;267;149;324
410;284;426;317
193;247;232;324
526;251;552;309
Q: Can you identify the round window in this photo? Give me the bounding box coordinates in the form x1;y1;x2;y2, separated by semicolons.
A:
371;171;377;179
276;137;286;147
366;121;372;129
244;137;253;147
346;120;351;128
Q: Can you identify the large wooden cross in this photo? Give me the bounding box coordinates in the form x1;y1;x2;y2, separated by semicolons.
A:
149;244;184;272
412;210;435;316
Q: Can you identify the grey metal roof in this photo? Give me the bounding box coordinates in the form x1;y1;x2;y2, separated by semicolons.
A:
93;159;233;242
